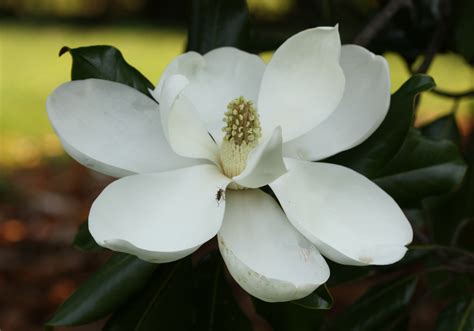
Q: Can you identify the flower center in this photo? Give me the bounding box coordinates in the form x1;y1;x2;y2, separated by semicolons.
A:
219;97;261;184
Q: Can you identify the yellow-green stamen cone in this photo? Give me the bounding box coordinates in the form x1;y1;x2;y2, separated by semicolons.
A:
220;97;261;183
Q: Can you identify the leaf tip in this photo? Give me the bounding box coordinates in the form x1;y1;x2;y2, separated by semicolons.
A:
59;46;71;57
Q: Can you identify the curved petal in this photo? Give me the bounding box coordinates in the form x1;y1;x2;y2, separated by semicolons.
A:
270;159;413;266
157;75;220;166
233;127;287;188
283;45;391;160
150;51;205;102
258;26;345;142
218;189;329;302
167;94;221;166
47;79;201;177
89;164;231;263
155;48;266;142
155;74;190;140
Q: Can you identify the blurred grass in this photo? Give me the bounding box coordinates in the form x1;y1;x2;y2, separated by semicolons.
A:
0;22;472;167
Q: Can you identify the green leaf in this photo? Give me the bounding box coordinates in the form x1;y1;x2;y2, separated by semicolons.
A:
292;285;333;310
72;221;102;252
103;259;193;331
374;129;467;204
423;193;465;245
423;135;474;246
436;297;474;331
421;113;461;147
193;253;252;330
327;276;418;331
46;253;157;327
186;0;250;54
326;74;435;178
60;45;154;96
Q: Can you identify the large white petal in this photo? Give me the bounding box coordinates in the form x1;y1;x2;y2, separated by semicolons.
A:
167;94;221;166
283;45;391;160
270;159;413;266
258;26;345;142
218;189;329;302
155;74;190;140
47;79;201;177
89;164;231;263
150;52;205;102
154;48;266;142
157;75;221;166
232;127;287;188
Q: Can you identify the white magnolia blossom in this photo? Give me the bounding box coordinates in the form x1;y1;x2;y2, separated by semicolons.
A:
47;26;413;302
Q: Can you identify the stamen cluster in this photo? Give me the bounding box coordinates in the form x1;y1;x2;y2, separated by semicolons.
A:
222;97;261;147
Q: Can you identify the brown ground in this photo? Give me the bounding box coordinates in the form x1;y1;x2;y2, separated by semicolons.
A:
0;158;111;331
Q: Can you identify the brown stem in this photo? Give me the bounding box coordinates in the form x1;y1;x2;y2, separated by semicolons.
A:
431;88;474;99
413;24;446;74
353;0;413;47
412;0;451;74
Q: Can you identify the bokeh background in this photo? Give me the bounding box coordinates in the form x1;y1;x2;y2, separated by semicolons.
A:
0;0;472;330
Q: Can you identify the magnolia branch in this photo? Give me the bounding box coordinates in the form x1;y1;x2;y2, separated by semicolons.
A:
353;0;413;46
407;0;474;101
431;88;474;99
413;23;446;74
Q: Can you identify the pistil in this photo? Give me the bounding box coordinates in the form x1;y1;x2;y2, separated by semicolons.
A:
220;97;261;182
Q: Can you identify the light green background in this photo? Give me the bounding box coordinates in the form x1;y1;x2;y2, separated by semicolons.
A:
0;23;472;166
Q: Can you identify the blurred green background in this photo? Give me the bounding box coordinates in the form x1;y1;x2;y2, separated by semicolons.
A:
0;0;472;168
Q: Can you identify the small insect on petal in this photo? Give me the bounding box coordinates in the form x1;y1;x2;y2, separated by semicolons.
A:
215;188;225;206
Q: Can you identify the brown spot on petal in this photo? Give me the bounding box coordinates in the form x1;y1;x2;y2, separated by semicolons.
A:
359;256;373;264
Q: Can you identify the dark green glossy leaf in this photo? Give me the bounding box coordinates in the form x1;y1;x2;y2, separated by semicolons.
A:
424;132;474;246
436;297;474;331
72;221;102;252
60;45;154;96
326;74;435;178
186;0;250;54
103;259;192;331
292;285;333;310
327;276;418;331
421;113;461;146
194;253;252;331
374;129;467;203
46;253;157;327
423;193;465;245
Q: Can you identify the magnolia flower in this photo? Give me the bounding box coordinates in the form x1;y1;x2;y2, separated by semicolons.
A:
47;26;413;302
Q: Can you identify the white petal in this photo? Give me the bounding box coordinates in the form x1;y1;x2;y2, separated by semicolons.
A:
167;94;221;166
155;74;190;140
47;79;201;177
232;127;287;188
283;45;391;160
157;75;220;166
258;26;345;142
155;48;266;142
218;189;329;302
89;164;231;263
270;159;413;266
150;52;205;102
